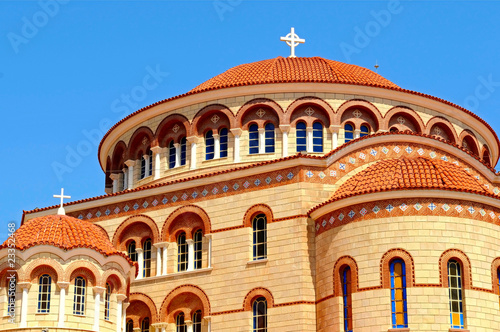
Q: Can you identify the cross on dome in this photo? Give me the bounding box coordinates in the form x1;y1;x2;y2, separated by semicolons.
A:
280;27;305;58
53;188;71;215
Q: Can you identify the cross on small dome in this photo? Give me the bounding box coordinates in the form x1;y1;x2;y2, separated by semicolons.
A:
280;27;305;58
53;188;71;215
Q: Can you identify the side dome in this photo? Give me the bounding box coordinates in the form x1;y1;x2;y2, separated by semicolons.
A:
190;56;399;93
333;157;488;200
2;214;125;258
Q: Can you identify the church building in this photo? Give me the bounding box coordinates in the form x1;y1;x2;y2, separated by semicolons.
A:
2;30;500;331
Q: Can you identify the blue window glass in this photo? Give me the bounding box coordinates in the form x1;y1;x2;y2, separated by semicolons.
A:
342;267;353;332
127;241;137;262
169;141;176;169
38;274;51;313
73;276;86;315
390;259;408;328
253;297;267;331
205;131;214;160
180;137;187;166
176;313;186;332
220;128;228;158
265;123;275;153
249;124;259;154
141;317;150;332
360;125;369;137
344;124;354;142
296;122;307;152
312;122;323;152
448;260;464;329
252;214;267;260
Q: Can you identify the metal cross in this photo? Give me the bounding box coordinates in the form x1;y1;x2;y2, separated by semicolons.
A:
280;27;305;58
54;188;71;215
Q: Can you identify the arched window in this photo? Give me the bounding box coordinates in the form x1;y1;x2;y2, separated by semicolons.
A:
148;149;153;176
312;122;323;153
220;128;228;158
176;312;186;332
265;123;275;153
180;137;187;166
342;266;353;332
143;239;152;278
360;125;369;137
484;149;491;166
128;241;138;262
140;153;146;179
73;276;86;315
390;127;398;133
169;141;176;169
448;260;464;329
141;317;150;332
253;297;267;332
193;310;202;332
104;283;111;320
296;121;307;152
205;130;215;160
390;259;408;328
177;232;188;272
126;319;134;332
38;274;51;313
249;124;259;154
497;268;500;309
194;230;203;270
344;124;354;143
252;214;267;260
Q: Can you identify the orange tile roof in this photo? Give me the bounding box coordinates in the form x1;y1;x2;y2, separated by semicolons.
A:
190;57;399;93
2;214;133;264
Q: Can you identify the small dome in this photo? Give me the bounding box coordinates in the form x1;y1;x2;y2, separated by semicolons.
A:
2;215;126;259
333;157;488;200
190;56;399;93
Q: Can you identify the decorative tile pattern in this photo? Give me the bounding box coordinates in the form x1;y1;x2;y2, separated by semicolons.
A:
133;203;139;210
318;172;326;179
123;205;129;212
306;171;314;178
152;199;158;207
142;201;148;208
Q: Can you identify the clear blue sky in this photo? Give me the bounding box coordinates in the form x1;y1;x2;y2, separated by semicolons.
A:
1;1;500;241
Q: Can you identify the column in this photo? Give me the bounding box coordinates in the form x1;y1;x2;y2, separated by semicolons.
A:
136;248;144;279
230;128;242;163
125;160;135;190
151;146;163;180
354;129;361;139
110;174;120;194
306;127;313;153
153;243;163;276
174;143;181;168
213;134;220;159
143;154;150;178
122;302;130;332
258;128;265;154
187;136;199;170
122;168;128;190
279;125;290;157
18;282;30;328
162;243;169;275
206;234;212;268
186;239;195;271
329;125;340;150
204;316;211;332
116;294;127;332
152;323;167;332
93;286;105;331
185;320;193;332
57;281;70;327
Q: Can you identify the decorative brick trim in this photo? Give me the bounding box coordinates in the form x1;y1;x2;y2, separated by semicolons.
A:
492;257;500;296
380;249;415;289
316;294;335;304
191;104;236;137
101;269;127;294
336;99;383;131
243;287;275;311
154;113;191;147
161;205;211;242
333;256;358;296
383;106;425;133
211;308;244;316
112;214;160;250
236;98;285;128
243;204;274;228
211;225;245;233
274;300;315;307
273;214;308;222
129;292;159;323
66;260;101;287
159;284;211;323
425;116;459;144
286;96;335;127
439;249;473;290
127;126;156;159
23;258;64;283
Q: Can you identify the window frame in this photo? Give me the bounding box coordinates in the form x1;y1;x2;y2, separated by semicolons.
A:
264;123;275;153
141;317;150;332
249;123;259;154
296;121;307;152
448;259;465;329
37;274;52;313
342;266;353;332
360;124;370;137
344;123;354;142
104;283;111;321
390;259;408;328
177;232;188;272
73;276;86;316
253;297;267;332
192;310;202;332
312;121;323;153
220;128;228;158
180;137;187;166
128;241;138;262
169;140;176;169
193;230;203;270
176;312;186;332
205;130;215;160
252;214;267;261
143;239;152;278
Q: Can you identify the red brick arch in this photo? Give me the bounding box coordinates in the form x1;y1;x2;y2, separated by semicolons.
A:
336;99;383;132
0;262;22;285
155;113;190;147
383;106;425;133
333;256;359;296
243;204;274;228
159;284;211;323
65;261;100;287
243;287;275;311
236;98;285;129
112;214;160;250
380;248;415;289
161;205;211;241
127;126;156;159
481;144;492;166
425;116;459;144
439;248;472;289
101;269;127;294
191;104;236;136
127;293;159;327
286;96;334;127
491;258;500;295
23;258;64;283
459;129;480;156
110;140;128;172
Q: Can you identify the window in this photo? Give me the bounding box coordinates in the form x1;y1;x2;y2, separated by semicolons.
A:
194;230;203;270
169;141;176;169
104;283;111;320
296;121;307;152
448;260;464;329
390;259;408;328
141;317;150;332
249;124;259;154
193;310;202;332
220;128;228;158
360;125;369;137
205;130;215;160
253;297;267;332
344;124;354;142
176;312;186;332
122;167;127;190
312;122;323;152
252;214;267;260
140;153;146;179
342;267;353;332
143;239;152;278
126;319;134;332
148;149;153;176
128;241;137;262
265;123;275;153
498;268;500;309
180;137;187;166
38;274;51;313
73;276;86;316
177;232;188;272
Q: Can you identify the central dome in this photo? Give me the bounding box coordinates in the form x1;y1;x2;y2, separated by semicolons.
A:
190;56;399;93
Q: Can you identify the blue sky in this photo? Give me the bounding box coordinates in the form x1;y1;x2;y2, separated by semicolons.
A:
1;1;500;241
